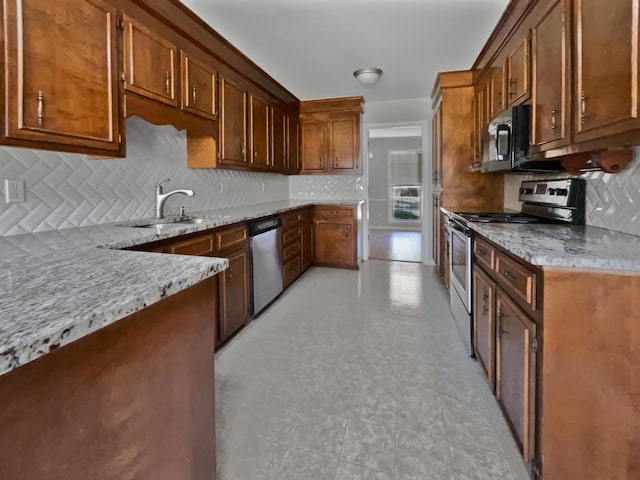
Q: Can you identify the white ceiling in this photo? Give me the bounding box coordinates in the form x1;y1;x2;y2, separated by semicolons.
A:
181;0;509;102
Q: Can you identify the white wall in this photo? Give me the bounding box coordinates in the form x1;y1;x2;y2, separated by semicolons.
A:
0;117;289;236
368;137;423;230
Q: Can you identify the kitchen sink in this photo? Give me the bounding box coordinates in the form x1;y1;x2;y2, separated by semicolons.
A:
116;216;231;229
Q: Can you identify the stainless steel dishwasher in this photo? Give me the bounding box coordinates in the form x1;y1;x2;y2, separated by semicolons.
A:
249;215;283;316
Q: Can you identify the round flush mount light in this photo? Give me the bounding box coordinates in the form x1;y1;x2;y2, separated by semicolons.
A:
353;67;383;85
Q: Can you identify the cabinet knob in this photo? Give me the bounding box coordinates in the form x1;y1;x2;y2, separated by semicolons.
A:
36;90;44;126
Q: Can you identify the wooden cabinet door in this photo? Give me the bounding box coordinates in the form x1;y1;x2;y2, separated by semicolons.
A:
301;118;327;172
249;94;270;169
490;63;506;118
496;288;537;465
3;0;120;152
474;84;488;163
531;0;571;151
473;267;496;390
507;37;530;106
219;77;247;167
432;106;442;185
123;16;178;107
287;113;300;172
301;219;313;271
328;113;359;172
219;247;250;342
574;0;640;142
313;219;356;268
271;106;287;172
180;51;216;120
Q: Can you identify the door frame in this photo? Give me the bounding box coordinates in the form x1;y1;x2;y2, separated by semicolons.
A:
362;120;432;265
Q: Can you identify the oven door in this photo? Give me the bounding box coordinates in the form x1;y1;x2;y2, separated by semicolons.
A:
448;219;472;312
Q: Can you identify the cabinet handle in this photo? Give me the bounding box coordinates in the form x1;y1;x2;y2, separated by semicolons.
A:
192;85;197;105
509;79;516;98
502;270;516;282
497;309;509;337
165;71;171;95
581;91;590;124
334;157;338;167
36;90;44;125
343;226;349;237
551;106;558;130
229;270;233;283
318;158;322;167
482;293;489;315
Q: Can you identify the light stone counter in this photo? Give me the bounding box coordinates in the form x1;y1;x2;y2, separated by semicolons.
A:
470;223;640;272
0;200;362;377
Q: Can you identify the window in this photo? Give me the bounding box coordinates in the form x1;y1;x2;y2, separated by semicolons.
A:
391;186;422;220
388;150;422;222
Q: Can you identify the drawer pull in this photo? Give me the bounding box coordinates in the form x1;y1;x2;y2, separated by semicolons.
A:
477;248;488;256
502;270;516;282
36;90;45;125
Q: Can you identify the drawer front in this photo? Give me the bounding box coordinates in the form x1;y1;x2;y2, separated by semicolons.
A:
495;252;536;310
283;226;301;245
314;205;355;219
169;233;215;256
474;237;496;271
283;256;301;286
215;224;248;251
283;240;301;262
281;210;302;228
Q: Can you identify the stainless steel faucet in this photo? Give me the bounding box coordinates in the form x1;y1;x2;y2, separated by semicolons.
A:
154;179;195;219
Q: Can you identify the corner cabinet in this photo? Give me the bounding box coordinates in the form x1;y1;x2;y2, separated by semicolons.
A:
2;0;121;154
313;205;358;269
300;97;363;174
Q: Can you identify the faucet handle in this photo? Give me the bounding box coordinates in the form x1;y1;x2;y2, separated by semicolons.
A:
156;178;171;193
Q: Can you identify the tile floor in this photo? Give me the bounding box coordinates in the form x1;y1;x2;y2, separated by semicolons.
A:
214;260;529;480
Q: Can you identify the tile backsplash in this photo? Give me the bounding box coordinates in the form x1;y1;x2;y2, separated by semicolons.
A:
0;117;288;236
289;175;365;201
504;147;640;236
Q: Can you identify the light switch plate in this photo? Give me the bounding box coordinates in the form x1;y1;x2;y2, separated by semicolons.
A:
5;179;25;203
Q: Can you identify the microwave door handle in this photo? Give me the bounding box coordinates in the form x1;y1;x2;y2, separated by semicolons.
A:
496;124;510;160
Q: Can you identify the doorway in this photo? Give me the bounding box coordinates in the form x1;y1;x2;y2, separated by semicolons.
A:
367;126;423;263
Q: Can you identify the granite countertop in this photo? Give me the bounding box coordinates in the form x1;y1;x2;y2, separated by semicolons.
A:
470;223;640;271
0;199;363;377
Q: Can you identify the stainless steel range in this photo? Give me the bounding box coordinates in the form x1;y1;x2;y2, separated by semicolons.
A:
446;178;586;355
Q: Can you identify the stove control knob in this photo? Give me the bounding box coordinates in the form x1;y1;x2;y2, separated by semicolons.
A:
519;188;525;194
525;188;534;195
556;188;569;196
548;188;556;195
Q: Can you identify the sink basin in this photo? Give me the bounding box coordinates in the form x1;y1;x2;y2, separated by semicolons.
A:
117;216;231;229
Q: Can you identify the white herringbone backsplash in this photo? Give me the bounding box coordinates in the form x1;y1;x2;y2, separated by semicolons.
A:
0;117;289;236
289;175;365;200
504;148;640;236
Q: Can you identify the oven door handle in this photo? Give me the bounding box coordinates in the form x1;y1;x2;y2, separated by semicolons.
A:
448;218;473;236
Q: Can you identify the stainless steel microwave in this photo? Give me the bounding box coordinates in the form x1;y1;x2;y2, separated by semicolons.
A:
481;104;565;173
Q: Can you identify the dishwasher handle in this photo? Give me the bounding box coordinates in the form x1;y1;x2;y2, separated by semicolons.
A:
249;215;282;236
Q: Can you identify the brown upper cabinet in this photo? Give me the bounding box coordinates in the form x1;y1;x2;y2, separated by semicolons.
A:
2;0;121;155
490;63;506;118
249;94;270;169
271;106;287;172
219;76;248;168
574;0;640;143
180;51;217;121
506;35;530;106
531;0;571;152
287;110;301;173
300;97;364;174
123;15;178;107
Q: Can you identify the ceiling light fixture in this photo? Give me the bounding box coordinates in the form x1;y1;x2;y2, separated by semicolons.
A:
353;67;383;85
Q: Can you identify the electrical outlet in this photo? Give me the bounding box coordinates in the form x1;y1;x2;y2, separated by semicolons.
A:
5;179;25;203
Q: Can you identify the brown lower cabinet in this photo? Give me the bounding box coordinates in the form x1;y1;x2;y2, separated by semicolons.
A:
313;205;358;269
127;222;250;345
472;233;640;480
280;207;313;288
